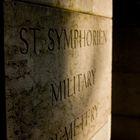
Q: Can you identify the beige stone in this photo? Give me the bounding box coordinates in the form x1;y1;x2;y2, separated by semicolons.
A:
91;115;111;140
15;0;112;18
5;1;112;140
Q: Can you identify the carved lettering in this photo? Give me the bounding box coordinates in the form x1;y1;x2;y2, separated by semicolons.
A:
48;28;55;51
51;69;96;105
20;28;29;54
29;28;40;55
19;27;107;55
48;105;98;140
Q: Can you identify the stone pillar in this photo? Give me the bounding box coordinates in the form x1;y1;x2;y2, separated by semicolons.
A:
4;0;112;140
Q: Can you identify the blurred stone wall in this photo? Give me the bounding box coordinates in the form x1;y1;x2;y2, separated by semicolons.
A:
4;0;112;140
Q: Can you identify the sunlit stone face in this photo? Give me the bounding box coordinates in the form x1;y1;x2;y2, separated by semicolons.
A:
17;0;112;17
5;1;112;140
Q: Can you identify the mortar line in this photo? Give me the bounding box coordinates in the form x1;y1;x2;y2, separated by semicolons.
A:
89;119;110;140
13;0;112;19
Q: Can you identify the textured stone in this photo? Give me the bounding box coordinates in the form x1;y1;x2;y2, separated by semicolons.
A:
15;0;112;18
91;115;111;140
5;1;112;140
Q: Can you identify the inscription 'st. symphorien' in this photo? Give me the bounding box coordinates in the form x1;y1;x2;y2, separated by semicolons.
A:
20;27;107;55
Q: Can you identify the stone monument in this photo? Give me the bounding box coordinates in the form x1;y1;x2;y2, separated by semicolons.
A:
4;0;112;139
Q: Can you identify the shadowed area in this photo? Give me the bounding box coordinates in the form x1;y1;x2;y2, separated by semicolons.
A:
112;0;140;139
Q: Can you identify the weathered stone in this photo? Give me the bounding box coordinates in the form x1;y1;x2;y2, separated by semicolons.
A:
92;115;111;140
15;0;112;18
5;1;112;140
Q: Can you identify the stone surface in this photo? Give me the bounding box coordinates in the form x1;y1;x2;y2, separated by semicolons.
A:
92;115;111;140
5;1;112;140
15;0;112;18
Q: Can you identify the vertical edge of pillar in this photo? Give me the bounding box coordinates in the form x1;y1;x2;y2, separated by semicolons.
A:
0;1;7;140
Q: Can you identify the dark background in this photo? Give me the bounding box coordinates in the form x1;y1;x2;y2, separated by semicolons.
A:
112;0;140;139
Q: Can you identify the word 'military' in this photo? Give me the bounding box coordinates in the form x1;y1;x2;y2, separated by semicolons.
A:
51;69;96;105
